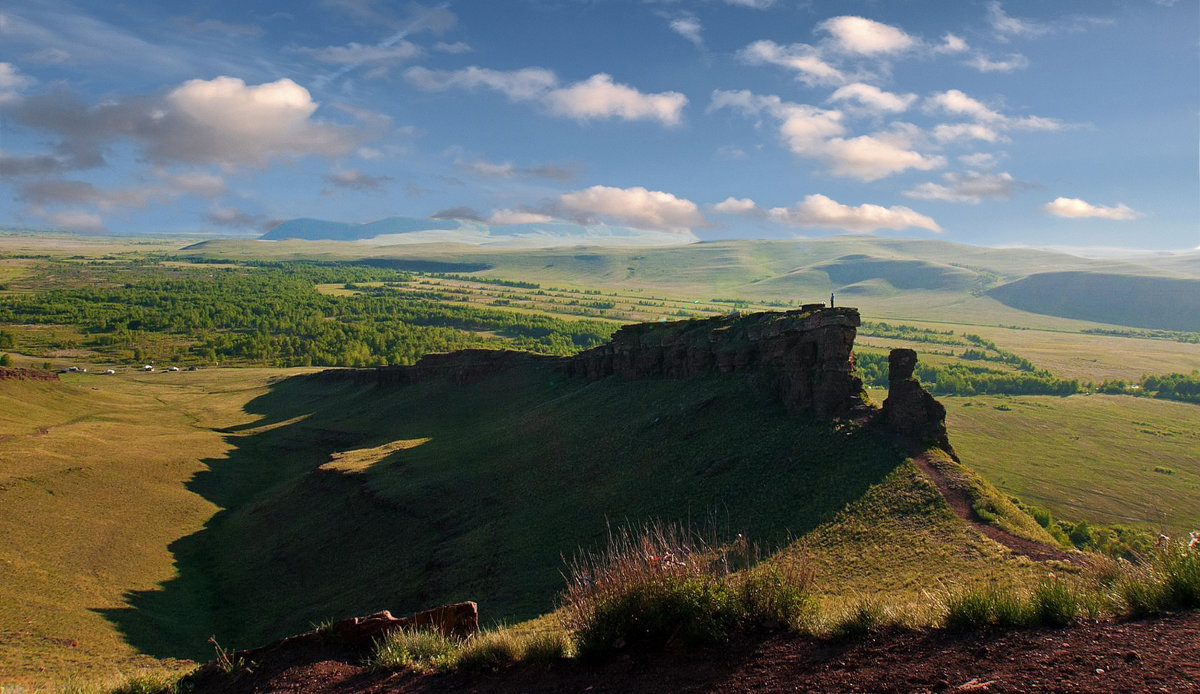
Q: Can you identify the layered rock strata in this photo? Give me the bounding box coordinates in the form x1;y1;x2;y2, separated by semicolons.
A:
328;307;869;418
565;307;864;417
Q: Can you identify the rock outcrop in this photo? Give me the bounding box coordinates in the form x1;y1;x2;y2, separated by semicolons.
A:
882;348;955;457
186;602;479;687
565;307;865;417
320;307;866;418
330;602;479;646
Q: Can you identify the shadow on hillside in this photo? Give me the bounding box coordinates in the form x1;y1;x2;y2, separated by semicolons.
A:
96;374;365;659
98;370;906;660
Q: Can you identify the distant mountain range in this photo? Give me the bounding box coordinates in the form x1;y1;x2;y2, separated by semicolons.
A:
260;217;698;247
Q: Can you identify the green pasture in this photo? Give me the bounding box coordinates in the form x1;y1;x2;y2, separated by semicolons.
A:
947;394;1199;534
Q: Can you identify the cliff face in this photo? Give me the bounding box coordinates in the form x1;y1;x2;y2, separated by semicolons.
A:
565;307;864;417
342;308;864;417
339;309;966;428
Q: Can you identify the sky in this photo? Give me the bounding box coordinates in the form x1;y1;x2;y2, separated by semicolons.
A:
0;0;1196;250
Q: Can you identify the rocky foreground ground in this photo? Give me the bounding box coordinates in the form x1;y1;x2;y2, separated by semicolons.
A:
193;611;1198;693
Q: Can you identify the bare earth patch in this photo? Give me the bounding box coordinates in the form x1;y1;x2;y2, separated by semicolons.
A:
190;612;1199;693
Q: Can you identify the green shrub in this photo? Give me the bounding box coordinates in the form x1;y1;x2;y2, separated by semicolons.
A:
520;630;572;663
832;598;892;638
736;565;817;629
561;523;816;659
944;585;1030;629
371;628;460;672
1120;542;1200;616
944;587;1004;629
573;575;739;658
1029;578;1083;627
1159;543;1200;608
0;353;12;367
109;673;187;694
455;630;524;672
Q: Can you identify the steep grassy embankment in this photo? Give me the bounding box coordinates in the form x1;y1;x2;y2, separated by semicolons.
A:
168;365;906;651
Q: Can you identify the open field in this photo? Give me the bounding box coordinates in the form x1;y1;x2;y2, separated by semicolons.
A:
0;368;294;685
947;394;1200;534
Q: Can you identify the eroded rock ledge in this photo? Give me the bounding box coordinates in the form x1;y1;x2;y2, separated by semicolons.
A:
322;308;951;443
565;307;864;417
340;307;866;418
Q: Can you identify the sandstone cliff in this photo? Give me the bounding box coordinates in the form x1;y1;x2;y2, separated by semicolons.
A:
322;308;951;445
564;307;864;417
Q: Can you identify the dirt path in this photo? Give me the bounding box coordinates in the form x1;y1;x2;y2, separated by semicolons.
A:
910;450;1080;564
193;612;1200;693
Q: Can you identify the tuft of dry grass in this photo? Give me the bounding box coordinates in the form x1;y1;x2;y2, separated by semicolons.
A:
560;523;817;659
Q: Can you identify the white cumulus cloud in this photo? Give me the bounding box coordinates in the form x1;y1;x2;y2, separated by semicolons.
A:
904;171;1022;203
556;185;706;233
668;15;703;48
968;52;1030;72
711;90;942;181
827;83;917;115
1043;197;1139;220
932;123;1002;143
545;74;687;126
710;197;759;215
0;62;33;103
987;2;1050;40
925;89;1063;132
822;133;945;181
737;40;846;87
937;33;969;53
487;209;555;225
151;77;362;166
818;16;917;55
405;66;686;126
767;194;941;233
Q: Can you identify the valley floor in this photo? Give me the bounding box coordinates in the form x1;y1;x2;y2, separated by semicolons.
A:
196;612;1200;693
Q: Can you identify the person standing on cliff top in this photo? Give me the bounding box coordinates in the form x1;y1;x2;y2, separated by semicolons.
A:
830;292;835;308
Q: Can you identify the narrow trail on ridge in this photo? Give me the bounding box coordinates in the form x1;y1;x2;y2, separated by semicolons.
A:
910;449;1081;564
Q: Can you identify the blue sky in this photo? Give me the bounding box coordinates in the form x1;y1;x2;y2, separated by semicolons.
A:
0;0;1195;249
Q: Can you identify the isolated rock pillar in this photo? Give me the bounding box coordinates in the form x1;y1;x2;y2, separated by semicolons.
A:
882;348;956;457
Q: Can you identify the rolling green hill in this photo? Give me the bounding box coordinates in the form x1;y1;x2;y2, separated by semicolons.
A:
988;272;1200;331
181;236;1196;332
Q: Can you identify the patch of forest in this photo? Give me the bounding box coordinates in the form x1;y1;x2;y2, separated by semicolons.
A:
0;259;614;366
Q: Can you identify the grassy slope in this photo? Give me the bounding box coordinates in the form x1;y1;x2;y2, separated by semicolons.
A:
989;272;1200;332
2;362;1153;687
784;460;1050;621
196;366;908;649
946;394;1200;533
0;369;286;685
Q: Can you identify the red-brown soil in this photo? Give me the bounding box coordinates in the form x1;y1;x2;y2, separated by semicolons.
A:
190;612;1199;693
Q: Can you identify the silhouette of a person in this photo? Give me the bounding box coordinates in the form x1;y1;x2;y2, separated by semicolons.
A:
830;292;835;308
